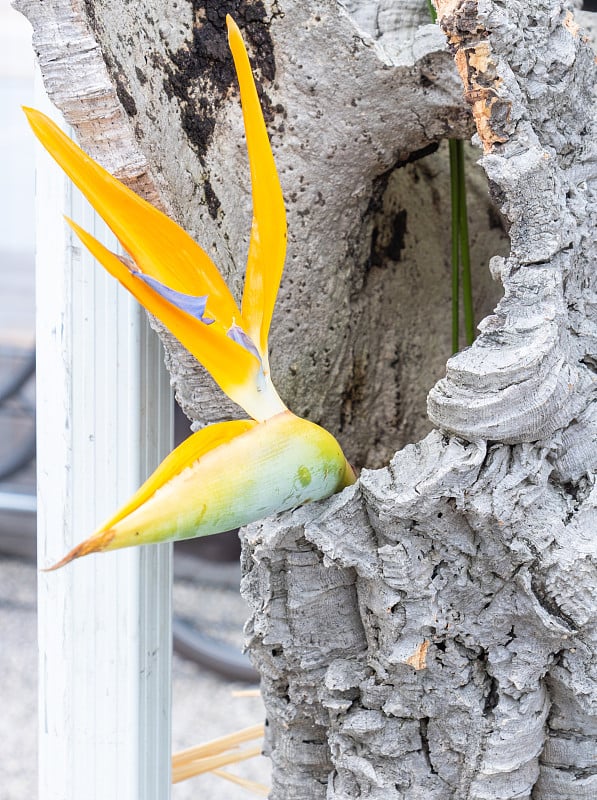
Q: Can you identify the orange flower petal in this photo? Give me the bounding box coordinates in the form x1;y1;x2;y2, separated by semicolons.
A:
66;218;266;415
227;17;287;362
23;106;241;327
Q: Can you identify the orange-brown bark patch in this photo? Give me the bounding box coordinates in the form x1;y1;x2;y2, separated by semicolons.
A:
563;10;580;39
454;42;510;152
436;3;511;152
406;639;430;670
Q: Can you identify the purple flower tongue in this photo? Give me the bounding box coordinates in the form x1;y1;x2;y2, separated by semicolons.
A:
133;271;214;325
227;324;261;362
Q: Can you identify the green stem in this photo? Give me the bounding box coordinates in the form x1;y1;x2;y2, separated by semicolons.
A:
426;1;437;23
449;140;460;354
427;0;474;351
456;140;474;345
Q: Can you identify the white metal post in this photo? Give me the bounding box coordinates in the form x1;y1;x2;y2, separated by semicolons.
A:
35;84;173;799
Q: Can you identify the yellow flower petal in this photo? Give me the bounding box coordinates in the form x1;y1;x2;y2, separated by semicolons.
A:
227;17;287;364
23;106;241;328
65;218;270;416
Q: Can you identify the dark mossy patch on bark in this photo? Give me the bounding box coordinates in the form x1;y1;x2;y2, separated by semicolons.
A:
162;0;278;162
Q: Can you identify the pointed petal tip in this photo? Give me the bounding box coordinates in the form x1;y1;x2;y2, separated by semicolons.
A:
22;106;43;135
22;106;53;134
226;15;244;47
42;552;78;572
42;528;116;571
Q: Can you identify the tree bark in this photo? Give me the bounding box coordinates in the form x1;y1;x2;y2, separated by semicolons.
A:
241;3;597;798
17;0;507;465
18;0;596;798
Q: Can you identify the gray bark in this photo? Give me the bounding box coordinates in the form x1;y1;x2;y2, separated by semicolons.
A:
18;0;596;798
241;3;597;799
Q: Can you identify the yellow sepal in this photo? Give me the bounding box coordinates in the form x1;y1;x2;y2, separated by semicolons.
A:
65;218;277;416
23;106;241;328
227;16;287;365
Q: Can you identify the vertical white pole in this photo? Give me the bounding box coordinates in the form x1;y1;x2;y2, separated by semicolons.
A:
35;82;173;799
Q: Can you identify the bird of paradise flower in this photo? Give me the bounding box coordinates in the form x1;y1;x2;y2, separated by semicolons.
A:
25;16;355;570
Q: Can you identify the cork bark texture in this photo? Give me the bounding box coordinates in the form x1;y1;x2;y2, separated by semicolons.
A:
18;0;597;798
240;2;597;799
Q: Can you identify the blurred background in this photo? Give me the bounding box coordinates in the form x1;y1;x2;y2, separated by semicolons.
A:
0;0;36;532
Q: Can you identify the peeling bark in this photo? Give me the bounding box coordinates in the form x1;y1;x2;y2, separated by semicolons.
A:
18;0;597;798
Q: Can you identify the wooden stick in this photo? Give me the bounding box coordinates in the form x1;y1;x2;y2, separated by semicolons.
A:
231;689;261;698
172;744;263;783
172;723;264;767
212;769;270;796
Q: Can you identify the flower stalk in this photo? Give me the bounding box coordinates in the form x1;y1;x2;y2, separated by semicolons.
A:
428;0;475;353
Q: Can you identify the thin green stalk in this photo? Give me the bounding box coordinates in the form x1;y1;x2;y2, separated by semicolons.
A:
449;140;460;354
456;141;474;345
428;0;474;352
